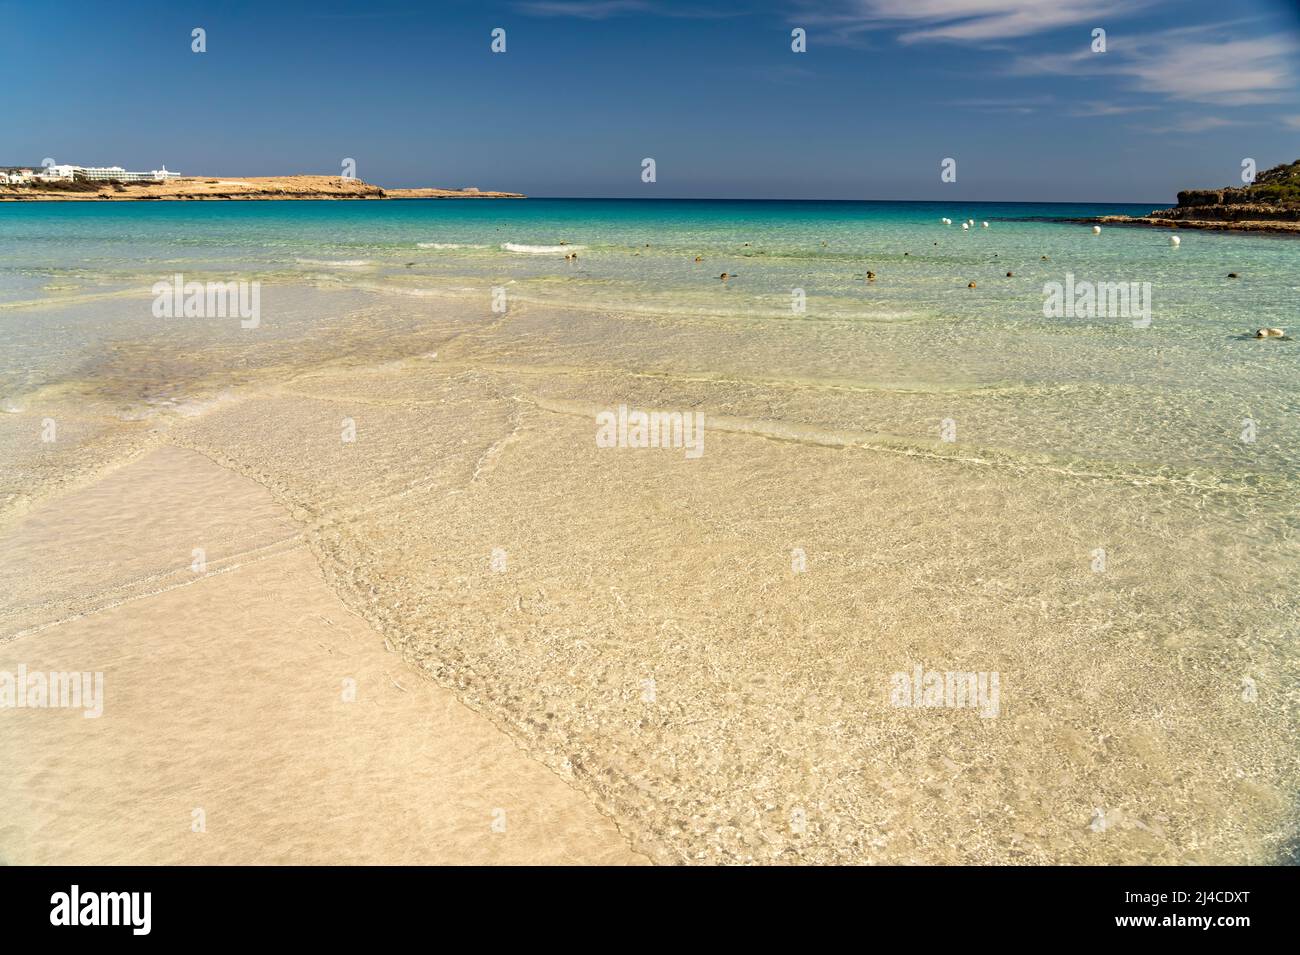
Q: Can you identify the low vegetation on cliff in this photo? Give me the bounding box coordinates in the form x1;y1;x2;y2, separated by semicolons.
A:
1160;159;1300;223
1085;161;1300;233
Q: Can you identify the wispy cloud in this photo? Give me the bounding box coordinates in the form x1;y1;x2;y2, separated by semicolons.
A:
1121;36;1297;106
800;4;1297;113
1069;101;1156;117
514;0;745;19
796;1;1147;44
951;95;1056;114
1012;26;1299;107
514;0;652;17
1281;115;1300;130
1145;116;1244;134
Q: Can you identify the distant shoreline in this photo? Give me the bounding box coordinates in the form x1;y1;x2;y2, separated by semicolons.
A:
0;174;525;202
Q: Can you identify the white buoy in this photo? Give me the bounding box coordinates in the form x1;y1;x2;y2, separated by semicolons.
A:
962;222;969;230
942;217;951;225
982;221;989;228
1092;225;1102;234
1170;235;1181;246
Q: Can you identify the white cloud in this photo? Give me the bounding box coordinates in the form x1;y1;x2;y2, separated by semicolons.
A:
803;4;1298;110
1122;36;1297;106
515;0;652;17
800;0;1148;43
1145;116;1244;134
1011;26;1298;107
1070;101;1156;117
515;0;741;18
951;95;1056;113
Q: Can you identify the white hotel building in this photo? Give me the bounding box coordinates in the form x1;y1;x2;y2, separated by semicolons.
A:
2;164;182;183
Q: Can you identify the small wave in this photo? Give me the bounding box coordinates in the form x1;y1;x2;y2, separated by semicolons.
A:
295;258;372;267
417;242;489;250
501;243;586;255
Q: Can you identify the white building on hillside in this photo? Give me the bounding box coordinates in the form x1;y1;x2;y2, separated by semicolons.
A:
78;165;182;182
38;164;79;181
31;164;183;183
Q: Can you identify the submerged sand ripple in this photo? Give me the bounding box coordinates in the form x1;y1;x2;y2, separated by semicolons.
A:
3;291;1297;864
170;366;1297;864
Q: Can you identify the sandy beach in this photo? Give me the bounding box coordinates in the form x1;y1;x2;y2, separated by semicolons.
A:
0;442;644;865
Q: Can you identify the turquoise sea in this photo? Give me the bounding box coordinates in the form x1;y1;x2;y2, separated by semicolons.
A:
2;197;1296;477
2;199;1296;323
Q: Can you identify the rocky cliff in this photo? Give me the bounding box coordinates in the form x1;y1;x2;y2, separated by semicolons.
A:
1153;159;1300;222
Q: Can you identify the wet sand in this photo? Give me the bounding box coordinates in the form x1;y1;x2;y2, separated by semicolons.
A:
0;444;644;865
1;283;1296;865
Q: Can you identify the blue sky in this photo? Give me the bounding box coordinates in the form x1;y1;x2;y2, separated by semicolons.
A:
1;0;1297;201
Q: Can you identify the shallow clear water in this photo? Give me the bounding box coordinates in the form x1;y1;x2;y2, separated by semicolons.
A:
3;198;1295;325
2;200;1292;315
3;198;1296;477
1;199;1296;864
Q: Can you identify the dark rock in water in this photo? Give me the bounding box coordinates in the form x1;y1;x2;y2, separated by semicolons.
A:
1228;272;1239;278
1006;271;1013;277
866;271;876;281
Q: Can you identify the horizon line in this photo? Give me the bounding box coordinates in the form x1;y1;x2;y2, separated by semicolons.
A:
505;195;1168;205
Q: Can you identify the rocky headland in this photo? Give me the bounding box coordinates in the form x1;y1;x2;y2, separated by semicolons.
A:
1087;159;1300;234
0;175;524;201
